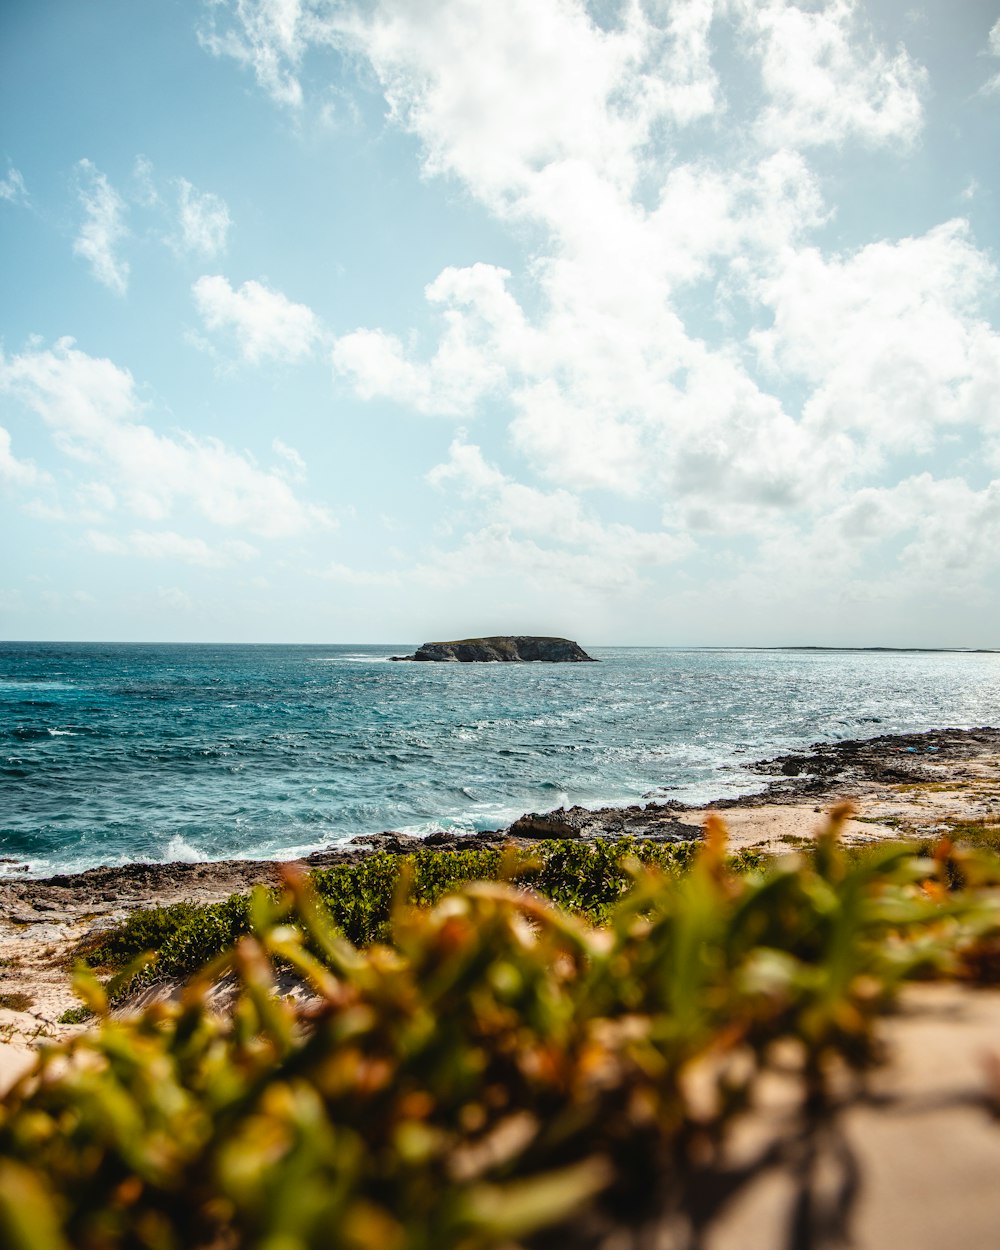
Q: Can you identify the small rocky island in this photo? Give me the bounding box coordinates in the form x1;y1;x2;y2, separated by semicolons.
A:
390;636;596;662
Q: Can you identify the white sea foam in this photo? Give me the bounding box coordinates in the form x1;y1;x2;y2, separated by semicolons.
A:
164;834;203;863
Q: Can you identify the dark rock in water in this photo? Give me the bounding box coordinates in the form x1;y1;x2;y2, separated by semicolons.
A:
390;636;596;663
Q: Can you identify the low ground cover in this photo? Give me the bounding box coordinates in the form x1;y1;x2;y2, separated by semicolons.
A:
81;838;768;985
4;813;1000;1250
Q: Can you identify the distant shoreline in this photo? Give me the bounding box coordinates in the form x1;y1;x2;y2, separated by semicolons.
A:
2;639;997;651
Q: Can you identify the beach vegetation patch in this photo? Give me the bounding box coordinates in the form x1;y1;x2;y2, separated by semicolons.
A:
56;1004;94;1025
4;812;1000;1248
84;840;719;982
945;816;1000;855
0;991;34;1012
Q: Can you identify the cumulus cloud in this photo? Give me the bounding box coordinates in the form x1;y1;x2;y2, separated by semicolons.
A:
193;275;322;363
734;0;927;149
175;179;231;257
0;339;333;541
425;434;689;578
158;586;195;612
272;437;307;480
73;160;130;294
72;158;233;282
771;473;1000;597
325;434;689;598
749;220;1000;454
333;264;515;414
205;0;1000;604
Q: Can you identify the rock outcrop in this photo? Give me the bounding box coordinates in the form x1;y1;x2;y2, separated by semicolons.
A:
390;636;596;662
507;804;702;841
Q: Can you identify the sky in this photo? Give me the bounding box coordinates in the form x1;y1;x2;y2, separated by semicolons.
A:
1;0;999;647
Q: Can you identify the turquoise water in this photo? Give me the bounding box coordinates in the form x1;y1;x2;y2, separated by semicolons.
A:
2;642;999;876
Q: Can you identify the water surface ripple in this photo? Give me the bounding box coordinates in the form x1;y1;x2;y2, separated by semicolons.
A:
2;642;998;875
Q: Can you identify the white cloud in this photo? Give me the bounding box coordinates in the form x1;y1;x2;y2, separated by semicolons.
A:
790;473;1000;591
193;275;321;363
326;434;690;598
198;0;312;108
333;264;515;414
348;0;719;212
426;434;689;575
73;160;130;295
132;155;159;207
205;0;722;186
0;165;28;205
0;425;49;489
0;339;332;539
734;0;926;149
75;481;117;519
203;1;1000;612
175;179;231;257
272;437;307;480
984;18;1000;94
749;220;1000;455
87;529;258;567
159;586;195;612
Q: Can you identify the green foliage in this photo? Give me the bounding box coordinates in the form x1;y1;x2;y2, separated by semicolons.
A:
86;841;710;983
311;846;510;945
944;816;1000;856
86;894;253;983
83;899;210;966
4;817;1000;1250
56;1005;94;1026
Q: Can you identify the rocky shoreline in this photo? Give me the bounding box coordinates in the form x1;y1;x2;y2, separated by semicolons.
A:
2;722;1000;1089
4;729;999;1245
722;724;1000;802
3;725;999;923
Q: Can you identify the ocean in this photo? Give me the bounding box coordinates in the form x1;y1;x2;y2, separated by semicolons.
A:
2;642;999;877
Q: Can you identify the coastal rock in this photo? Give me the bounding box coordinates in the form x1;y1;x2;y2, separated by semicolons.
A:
508;804;703;842
391;636;596;663
509;808;589;839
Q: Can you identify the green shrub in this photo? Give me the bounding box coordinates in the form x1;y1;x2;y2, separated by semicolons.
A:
87;840;710;983
83;899;215;967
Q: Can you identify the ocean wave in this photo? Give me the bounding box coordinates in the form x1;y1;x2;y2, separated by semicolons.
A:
163;834;205;863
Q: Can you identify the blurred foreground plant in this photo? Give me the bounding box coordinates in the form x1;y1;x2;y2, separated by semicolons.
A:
3;814;1000;1250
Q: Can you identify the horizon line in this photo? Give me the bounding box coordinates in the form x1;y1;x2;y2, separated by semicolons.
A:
1;639;997;654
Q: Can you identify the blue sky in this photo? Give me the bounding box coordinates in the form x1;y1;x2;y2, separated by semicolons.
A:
2;0;999;646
